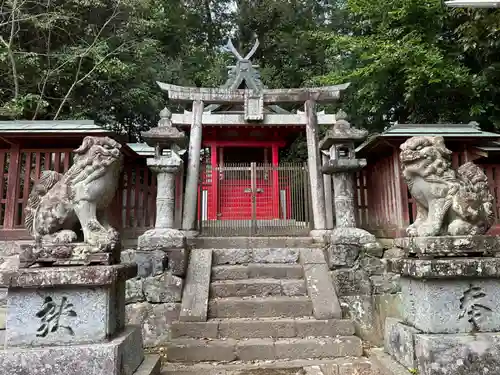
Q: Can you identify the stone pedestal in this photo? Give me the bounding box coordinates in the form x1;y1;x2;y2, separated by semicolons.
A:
380;236;500;375
0;264;160;375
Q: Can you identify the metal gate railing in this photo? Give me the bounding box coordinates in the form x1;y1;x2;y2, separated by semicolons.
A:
198;162;312;236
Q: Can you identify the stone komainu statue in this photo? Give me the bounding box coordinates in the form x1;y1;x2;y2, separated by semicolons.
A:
400;136;495;237
24;136;124;251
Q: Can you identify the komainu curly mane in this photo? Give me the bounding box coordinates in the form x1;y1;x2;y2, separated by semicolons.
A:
399;136;495;237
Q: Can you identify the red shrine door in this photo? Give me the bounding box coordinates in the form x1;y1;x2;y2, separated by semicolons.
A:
198;144;311;236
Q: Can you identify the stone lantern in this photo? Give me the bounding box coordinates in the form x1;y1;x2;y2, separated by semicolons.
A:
319;111;380;268
136;107;189;277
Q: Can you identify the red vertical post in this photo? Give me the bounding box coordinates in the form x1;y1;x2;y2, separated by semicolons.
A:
210;143;218;220
272;144;280;219
4;144;21;229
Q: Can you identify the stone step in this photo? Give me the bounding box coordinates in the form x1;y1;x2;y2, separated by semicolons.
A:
210;279;307;298
208;296;313;318
161;358;379;375
189;237;318;249
165;336;363;362
171;317;355;339
211;264;304;280
212;248;301;265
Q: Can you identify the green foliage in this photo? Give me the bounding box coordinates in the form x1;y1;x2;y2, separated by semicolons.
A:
1;0;499;150
0;0;231;139
313;0;500;132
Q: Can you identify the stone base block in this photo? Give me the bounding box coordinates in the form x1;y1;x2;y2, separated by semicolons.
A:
399;275;500;334
0;326;145;375
384;318;419;369
138;228;186;251
394;235;500;258
1;264;135;347
383;316;500;375
137;228;188;276
414;332;500;375
134;355;161;375
325;228;382;269
122;249;168;278
19;243;121;268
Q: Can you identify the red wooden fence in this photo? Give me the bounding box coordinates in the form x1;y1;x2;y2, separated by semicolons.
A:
354;150;500;237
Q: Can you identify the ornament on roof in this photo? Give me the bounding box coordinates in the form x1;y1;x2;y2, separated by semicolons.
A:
224;35;260;62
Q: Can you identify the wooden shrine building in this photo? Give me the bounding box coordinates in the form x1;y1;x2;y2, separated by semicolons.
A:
355;122;500;237
157;39;347;236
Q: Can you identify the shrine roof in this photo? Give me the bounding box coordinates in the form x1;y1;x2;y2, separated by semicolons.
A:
356;122;500;156
0;120;112;134
127;143;186;157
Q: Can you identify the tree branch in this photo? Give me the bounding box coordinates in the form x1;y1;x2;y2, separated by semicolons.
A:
1;0;19;99
53;42;127;119
51;3;122;119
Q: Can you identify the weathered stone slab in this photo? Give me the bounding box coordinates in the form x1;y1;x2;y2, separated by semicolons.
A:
122;250;167;278
218;318;296;339
211;265;248;280
6;282;125;347
19;243;120;268
212;249;250;265
236;338;276;360
400;277;500;333
179;249;212;322
0;326;143;375
143;272;183;303
0;264;137;288
274;336;363;359
304;263;341;319
384;318;418;369
134;355;162;375
325;228;382;269
414;332;500;375
210;279;282;298
170;321;219;339
330;269;372;296
295;319;355;337
251;248;299;264
340;294;402;347
166;338;237;362
299;248;326;264
360;257;386;276
137;228;186;250
0;306;6;330
0;288;7;306
389;257;500;279
248;264;304;279
395;235;500;258
126;278;145;303
166;248;190;277
281;279;307;296
126;302;180;347
370;274;400;294
208;296;313;318
370;348;412;375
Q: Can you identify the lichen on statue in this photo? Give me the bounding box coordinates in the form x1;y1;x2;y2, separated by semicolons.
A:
400;136;495;237
24;136;124;260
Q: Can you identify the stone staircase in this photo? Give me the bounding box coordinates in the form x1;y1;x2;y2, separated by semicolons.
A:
162;238;379;375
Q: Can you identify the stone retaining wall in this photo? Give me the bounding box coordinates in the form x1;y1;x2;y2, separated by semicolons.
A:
328;240;403;346
121;249;182;347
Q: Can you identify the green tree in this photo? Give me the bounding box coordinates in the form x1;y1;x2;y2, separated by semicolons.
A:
0;0;232;139
314;0;500;132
